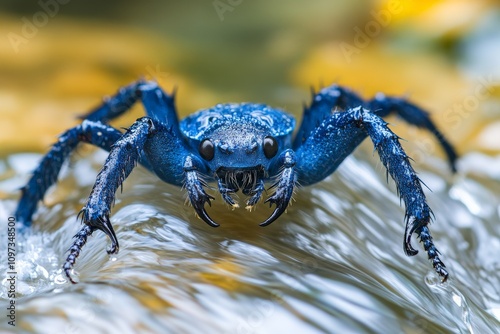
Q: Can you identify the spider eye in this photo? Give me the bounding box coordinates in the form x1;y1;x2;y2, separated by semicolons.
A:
263;136;278;159
199;139;215;161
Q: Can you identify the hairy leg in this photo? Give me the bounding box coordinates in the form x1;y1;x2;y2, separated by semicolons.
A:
81;80;178;125
18;80;178;226
294;84;457;171
295;107;448;281
369;94;457;171
293;85;364;149
16;121;123;226
64;117;155;283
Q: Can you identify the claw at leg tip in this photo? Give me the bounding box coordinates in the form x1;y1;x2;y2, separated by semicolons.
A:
259;206;284;227
65;269;78;284
195;208;220;227
404;232;418;256
107;244;119;254
438;267;449;283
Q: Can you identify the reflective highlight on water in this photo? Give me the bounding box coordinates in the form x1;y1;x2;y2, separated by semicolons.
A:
0;149;499;333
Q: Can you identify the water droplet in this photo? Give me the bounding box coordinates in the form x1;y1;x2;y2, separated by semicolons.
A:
424;272;440;286
54;274;67;285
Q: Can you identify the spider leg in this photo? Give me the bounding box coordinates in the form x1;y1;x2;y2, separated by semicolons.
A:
15;121;151;227
294;107;448;281
65;83;204;282
81;80;179;127
18;81;179;227
184;156;218;227
293;85;364;149
64;117;155;283
294;84;457;171
369;94;458;172
260;150;296;226
80;81;144;123
63;224;95;284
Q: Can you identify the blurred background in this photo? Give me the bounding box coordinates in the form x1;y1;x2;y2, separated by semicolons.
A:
1;1;499;333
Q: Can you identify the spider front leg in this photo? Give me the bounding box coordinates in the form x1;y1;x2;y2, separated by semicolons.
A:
63;117;155;283
295;107;448;281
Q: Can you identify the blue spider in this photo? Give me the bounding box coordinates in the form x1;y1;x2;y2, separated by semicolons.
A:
16;80;457;283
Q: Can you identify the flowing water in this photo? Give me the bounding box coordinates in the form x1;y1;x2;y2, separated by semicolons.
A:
0;146;499;333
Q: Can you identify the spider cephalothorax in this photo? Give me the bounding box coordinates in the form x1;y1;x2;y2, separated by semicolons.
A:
180;103;296;226
16;81;456;283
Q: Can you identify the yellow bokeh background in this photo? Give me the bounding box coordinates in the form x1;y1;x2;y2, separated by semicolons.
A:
0;0;498;160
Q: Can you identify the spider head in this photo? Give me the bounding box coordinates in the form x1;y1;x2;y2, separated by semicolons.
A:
180;103;295;225
198;122;282;205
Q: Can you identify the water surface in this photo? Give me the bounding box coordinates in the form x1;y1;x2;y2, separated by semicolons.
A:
1;147;498;333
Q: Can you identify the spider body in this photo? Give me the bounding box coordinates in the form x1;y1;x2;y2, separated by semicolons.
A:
163;103;294;187
15;80;457;283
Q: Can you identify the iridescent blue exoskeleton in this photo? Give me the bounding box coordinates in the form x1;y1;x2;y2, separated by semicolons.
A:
16;81;457;283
